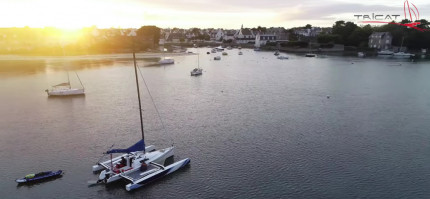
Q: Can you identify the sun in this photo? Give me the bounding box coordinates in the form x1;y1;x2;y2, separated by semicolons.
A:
0;0;145;29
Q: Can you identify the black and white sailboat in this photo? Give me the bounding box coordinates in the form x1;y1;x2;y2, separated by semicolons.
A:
91;53;189;189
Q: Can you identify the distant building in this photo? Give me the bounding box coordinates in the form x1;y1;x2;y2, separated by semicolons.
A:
368;32;392;50
209;29;225;41
223;30;237;42
292;27;328;39
255;32;277;45
166;33;186;43
235;25;255;44
267;27;289;41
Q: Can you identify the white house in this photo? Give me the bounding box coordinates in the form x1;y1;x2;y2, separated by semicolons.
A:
215;29;225;41
255;32;277;46
235;25;255;44
223;30;237;42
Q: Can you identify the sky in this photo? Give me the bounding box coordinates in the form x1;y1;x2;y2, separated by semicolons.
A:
0;0;429;29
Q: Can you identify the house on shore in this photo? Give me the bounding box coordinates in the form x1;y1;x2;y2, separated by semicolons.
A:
223;30;237;42
255;32;277;46
368;32;392;50
235;25;255;44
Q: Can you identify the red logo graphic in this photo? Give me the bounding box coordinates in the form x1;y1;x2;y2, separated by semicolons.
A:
360;0;428;32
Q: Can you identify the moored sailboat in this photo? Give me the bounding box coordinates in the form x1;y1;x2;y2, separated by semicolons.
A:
45;72;85;96
191;54;203;76
91;53;189;190
159;48;175;64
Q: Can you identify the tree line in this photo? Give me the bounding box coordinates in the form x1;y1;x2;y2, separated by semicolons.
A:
316;20;430;50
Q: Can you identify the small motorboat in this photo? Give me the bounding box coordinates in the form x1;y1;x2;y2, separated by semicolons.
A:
305;53;317;57
238;51;243;55
393;52;415;58
274;50;280;56
190;68;203;76
277;56;289;60
222;52;228;56
16;170;63;184
211;49;217;53
159;58;175;65
214;56;221;60
377;50;394;56
215;46;224;51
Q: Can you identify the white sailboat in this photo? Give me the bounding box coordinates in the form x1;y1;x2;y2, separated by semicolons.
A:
305;42;317;57
254;35;261;51
91;53;189;189
377;50;394;55
190;54;203;76
159;48;175;64
393;37;415;58
45;72;85;96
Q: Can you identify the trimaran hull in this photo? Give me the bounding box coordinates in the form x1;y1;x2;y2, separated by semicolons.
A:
125;158;190;191
92;145;156;172
91;52;190;191
95;146;174;184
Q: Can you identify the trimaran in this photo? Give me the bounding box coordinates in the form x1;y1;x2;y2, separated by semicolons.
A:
90;52;190;191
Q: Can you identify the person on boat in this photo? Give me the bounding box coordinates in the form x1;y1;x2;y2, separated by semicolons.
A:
117;157;127;168
140;162;148;171
25;174;35;179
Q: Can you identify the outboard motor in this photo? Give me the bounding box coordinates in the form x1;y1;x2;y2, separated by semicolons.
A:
98;170;110;183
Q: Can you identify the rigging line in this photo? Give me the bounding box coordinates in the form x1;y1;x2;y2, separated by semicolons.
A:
75;72;85;89
136;64;173;146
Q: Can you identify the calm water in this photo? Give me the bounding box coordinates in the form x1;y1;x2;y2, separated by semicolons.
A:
1;49;430;198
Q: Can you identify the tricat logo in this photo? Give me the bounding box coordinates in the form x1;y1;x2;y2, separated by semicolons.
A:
354;0;428;32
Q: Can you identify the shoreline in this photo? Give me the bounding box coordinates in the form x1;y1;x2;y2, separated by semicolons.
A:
0;52;193;61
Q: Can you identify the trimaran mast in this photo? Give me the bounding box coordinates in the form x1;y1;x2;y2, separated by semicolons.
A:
133;52;145;142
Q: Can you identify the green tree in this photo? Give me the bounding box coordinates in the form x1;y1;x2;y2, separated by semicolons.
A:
317;34;340;43
332;21;358;45
137;26;161;45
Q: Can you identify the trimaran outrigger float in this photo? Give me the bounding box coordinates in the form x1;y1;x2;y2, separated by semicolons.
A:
90;52;190;191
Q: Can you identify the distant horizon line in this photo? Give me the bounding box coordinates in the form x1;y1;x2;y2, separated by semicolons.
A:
0;23;374;30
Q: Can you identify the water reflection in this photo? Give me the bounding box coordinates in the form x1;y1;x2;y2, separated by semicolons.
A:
0;54;180;77
0;59;116;78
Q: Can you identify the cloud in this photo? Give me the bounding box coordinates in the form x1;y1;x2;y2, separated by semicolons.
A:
2;0;430;28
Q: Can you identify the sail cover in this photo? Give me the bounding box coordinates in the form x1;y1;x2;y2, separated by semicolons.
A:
107;139;146;154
